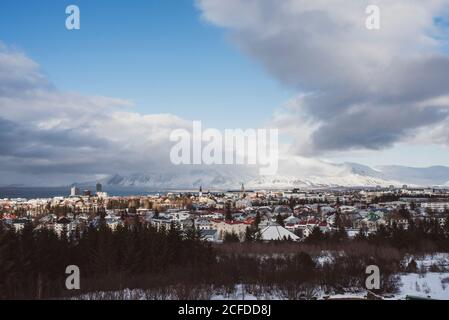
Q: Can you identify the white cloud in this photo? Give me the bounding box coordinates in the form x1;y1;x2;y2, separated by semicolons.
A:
0;44;191;185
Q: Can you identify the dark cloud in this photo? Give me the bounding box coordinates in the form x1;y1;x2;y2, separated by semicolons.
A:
0;45;189;185
0;117;110;158
198;0;449;154
312;106;449;151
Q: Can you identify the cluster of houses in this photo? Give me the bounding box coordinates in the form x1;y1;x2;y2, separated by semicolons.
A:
1;186;449;242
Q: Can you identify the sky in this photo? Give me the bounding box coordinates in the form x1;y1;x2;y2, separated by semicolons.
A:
1;0;449;186
0;0;290;129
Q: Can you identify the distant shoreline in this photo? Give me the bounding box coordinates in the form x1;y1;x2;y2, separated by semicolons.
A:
0;186;163;199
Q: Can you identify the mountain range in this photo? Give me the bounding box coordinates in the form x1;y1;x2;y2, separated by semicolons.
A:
90;158;449;190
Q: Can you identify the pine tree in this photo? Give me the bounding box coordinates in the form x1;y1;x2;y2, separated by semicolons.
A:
244;226;255;242
225;202;233;221
336;197;341;206
254;212;261;227
334;209;343;229
406;259;418;273
223;231;240;243
306;227;324;244
355;226;367;241
276;213;285;227
0;225;18;298
443;214;449;238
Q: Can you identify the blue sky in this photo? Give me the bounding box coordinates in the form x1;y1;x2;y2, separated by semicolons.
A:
0;0;290;129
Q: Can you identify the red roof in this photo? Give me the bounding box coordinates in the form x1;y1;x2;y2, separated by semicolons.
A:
226;220;244;225
245;217;256;224
211;219;244;225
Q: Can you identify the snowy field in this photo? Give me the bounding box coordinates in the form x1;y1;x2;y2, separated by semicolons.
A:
73;273;449;300
73;253;449;300
394;272;449;300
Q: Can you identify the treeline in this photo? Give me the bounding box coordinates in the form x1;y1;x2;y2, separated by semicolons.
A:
1;217;448;299
305;218;449;252
0;220;214;299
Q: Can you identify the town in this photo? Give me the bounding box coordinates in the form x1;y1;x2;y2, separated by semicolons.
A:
2;183;449;243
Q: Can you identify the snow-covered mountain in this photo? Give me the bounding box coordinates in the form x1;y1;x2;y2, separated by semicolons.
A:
374;165;449;186
102;166;257;190
93;158;449;190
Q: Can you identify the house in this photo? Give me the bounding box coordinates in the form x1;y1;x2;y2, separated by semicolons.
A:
284;215;302;232
284;215;301;225
273;205;292;215
195;218;213;230
259;223;300;241
346;228;361;238
170;211;191;222
211;219;250;241
12;218;29;232
318;220;330;233
302;226;315;238
200;229;219;242
358;211;387;232
340;205;356;213
235;198;252;209
54;217;77;237
106;217;122;231
149;216;173;229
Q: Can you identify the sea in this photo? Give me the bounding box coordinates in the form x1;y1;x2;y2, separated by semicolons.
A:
0;187;165;199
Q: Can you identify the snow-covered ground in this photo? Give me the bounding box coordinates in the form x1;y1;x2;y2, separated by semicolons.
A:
73;253;449;300
73;273;449;300
404;253;449;271
394;273;449;300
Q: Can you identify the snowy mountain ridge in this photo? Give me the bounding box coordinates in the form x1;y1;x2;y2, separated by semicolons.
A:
93;158;449;190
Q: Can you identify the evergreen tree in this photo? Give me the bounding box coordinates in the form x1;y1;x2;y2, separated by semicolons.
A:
276;213;285;227
336;197;341;206
406;259;418;273
223;231;240;243
354;226;367;241
254;212;261;227
225;202;233;221
305;227;324;244
244;226;255;242
334;209;343;229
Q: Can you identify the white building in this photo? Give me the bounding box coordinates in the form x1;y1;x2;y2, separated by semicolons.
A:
421;202;449;213
259;223;300;241
70;186;80;197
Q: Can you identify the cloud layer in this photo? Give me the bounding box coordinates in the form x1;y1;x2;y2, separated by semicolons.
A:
3;1;449;185
0;44;190;185
197;0;449;154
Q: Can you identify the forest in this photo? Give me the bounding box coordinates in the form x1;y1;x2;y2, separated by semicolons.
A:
1;217;449;299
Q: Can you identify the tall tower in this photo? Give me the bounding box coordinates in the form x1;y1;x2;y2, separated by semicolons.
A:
199;185;203;197
70;186;79;197
240;183;246;198
96;182;103;193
